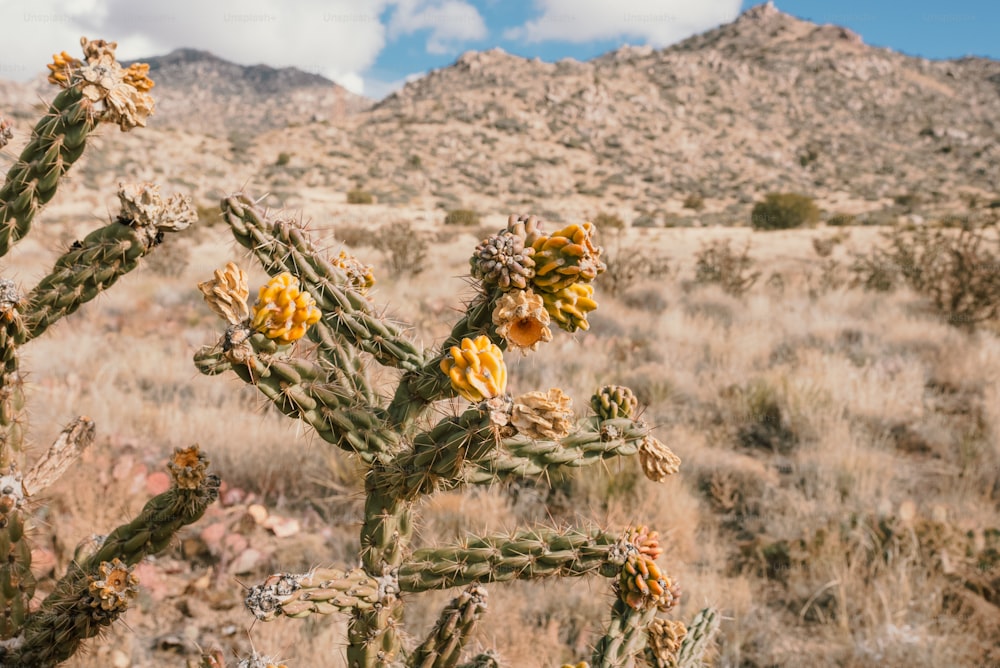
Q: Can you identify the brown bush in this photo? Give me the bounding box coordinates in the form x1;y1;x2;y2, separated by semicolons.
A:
693;239;760;296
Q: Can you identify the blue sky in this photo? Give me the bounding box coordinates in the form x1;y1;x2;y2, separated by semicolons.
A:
0;0;996;99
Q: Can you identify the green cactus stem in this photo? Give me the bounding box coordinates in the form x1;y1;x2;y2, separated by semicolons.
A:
672;608;719;668
397;527;619;593
221;193;425;372
409;586;488;668
0;86;97;259
20;183;194;342
0;280;27;469
591;598;658;668
5;447;218;666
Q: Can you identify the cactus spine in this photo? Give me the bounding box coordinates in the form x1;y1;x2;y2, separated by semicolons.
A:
197;195;697;666
0;39;217;666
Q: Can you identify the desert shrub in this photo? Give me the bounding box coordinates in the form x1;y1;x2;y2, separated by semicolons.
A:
851;223;1000;327
601;235;672;297
632;213;659;228
335;223;375;247
593;211;625;231
275;151;291;166
826;213;857;227
683;193;705;211
372;220;429;276
693;239;761;296
443;208;480;226
347;188;374;204
751;192;820;230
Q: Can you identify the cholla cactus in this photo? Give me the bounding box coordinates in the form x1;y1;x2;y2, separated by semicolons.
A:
0;40;218;667
195;199;703;667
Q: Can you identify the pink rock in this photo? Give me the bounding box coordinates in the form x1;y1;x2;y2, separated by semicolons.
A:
264;515;300;538
228;548;265;574
199;522;227;552
145;470;171;495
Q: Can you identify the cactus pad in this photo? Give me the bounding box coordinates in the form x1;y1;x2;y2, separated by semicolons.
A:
492;288;552;352
531;222;606;293
440;335;507;402
252;272;322;345
511;388;574;440
541;282;598;332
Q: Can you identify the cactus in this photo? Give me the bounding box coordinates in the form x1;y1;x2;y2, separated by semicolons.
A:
196;196;702;666
0;39;217;666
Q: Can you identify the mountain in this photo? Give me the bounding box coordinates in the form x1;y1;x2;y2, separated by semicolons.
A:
1;3;998;225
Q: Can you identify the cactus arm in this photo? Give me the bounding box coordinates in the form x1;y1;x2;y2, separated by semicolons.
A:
221;194;425;372
408;586;488;668
7;447;218;667
0;86;97;259
202;336;399;462
673;608;720;668
397;527;618;593
0;283;28;469
20;184;194;342
591;599;658;668
457;417;646;486
21;417;95;497
244;568;385;620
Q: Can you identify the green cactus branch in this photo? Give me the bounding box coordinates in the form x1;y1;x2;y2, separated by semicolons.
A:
221;193;426;372
397;527;619;593
0;87;96;259
591;598;658;668
408;585;488;668
21;196;193;342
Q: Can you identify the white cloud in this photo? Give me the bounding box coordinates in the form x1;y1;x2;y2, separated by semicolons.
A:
388;0;487;54
0;0;390;95
505;0;742;46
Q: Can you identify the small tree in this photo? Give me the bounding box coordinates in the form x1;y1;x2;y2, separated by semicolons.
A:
751;193;820;230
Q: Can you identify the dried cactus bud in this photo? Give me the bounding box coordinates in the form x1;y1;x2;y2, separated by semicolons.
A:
117;182;196;244
646;618;687;667
492;289;552;353
471;231;535;290
0;467;25;521
511;388;574;440
440;335;507;402
506;214;545;247
541;282;598;332
47;50;82;87
0;279;22;323
199;262;250;325
251;272;322;345
0;116;12;150
55;37;156;130
168;444;209;490
531;222;606;293
332;250;375;293
87;558;139;616
618;553;678;611
638;436;681;482
591;384;639;420
623;525;663;560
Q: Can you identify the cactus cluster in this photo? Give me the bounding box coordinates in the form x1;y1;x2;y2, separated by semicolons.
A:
195;193;716;665
0;40;219;666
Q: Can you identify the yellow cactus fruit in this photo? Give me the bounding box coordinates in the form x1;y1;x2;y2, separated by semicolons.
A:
591;384;639;420
647;618;687;667
559;663;590;668
531;222;606;293
88;558;139;615
440;335;507;402
541;282;598;332
168;444;209;490
637;436;681;482
492;289;552;353
198;262;250;325
511;388;574;440
332;250;375;293
47;50;82;87
122;62;155;92
251;272;322;345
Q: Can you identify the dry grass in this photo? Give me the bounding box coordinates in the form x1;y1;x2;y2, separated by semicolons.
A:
14;218;999;667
